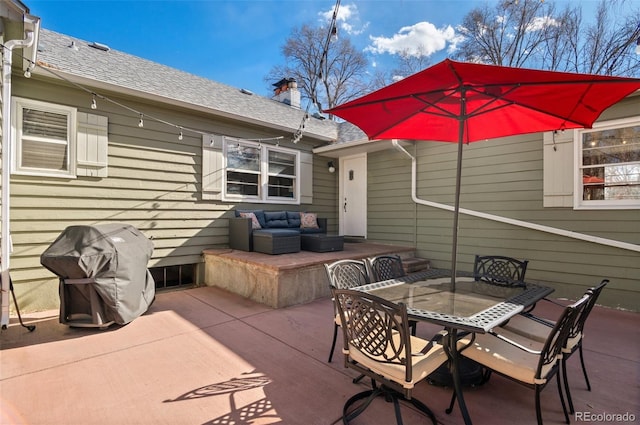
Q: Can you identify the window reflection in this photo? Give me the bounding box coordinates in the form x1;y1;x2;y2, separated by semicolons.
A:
581;124;640;201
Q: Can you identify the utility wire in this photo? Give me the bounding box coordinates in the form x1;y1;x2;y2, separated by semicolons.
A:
291;0;341;144
6;49;290;146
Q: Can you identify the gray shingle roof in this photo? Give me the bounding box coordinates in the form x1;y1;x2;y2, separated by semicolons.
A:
35;28;366;144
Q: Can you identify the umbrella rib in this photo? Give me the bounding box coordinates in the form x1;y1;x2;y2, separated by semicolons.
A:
482;77;640;88
459;84;600;128
368;91;462;138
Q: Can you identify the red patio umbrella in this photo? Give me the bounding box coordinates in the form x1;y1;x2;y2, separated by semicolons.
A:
326;59;640;282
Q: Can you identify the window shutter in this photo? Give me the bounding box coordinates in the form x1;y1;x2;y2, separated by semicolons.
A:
202;134;224;200
543;130;574;207
76;112;108;177
300;151;313;204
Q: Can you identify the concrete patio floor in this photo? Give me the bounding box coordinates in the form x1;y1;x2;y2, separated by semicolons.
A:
1;284;638;425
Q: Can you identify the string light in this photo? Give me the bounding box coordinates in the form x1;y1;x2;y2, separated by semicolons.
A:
23;64;33;78
13;54;290;147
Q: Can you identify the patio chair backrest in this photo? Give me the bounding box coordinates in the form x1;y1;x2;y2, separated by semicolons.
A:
325;259;370;289
367;254;405;282
332;288;413;382
536;293;589;379
473;255;528;287
569;279;608;340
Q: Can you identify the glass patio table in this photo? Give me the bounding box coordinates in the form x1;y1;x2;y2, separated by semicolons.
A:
355;269;555;425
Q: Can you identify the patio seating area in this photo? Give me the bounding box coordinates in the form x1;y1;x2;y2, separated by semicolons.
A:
1;280;638;424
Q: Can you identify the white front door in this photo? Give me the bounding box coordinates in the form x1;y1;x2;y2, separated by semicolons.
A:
340;154;367;238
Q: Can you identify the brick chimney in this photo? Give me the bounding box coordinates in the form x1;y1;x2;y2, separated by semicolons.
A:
272;78;301;109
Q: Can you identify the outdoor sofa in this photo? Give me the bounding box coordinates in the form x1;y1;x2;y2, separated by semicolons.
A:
229;210;327;254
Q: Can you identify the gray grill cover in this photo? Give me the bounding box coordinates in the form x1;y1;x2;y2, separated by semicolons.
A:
40;223;155;325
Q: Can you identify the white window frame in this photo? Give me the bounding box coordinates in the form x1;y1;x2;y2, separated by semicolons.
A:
574;116;640;210
222;137;300;204
11;97;77;178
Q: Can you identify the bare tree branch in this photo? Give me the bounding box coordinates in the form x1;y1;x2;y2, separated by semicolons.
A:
264;24;370;119
454;0;640;76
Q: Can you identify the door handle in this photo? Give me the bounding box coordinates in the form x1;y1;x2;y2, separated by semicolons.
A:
343;198;347;213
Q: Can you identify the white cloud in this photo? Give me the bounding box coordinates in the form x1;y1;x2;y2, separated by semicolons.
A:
365;22;461;57
525;16;560;32
319;3;368;36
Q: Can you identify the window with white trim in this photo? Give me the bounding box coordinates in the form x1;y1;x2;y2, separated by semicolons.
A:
223;137;299;203
575;117;640;209
12;97;76;177
11;97;108;178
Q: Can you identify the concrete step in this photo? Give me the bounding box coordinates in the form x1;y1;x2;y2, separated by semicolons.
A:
402;257;431;274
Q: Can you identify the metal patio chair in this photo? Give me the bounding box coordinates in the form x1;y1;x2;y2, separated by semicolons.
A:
325;259;370;363
502;279;609;414
453;293;590;425
367;254;405;281
333;288;447;425
367;254;417;336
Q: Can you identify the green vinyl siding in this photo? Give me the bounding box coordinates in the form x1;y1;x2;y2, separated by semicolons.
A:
365;97;640;311
7;77;337;311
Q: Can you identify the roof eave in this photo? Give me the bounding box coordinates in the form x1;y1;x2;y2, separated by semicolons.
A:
31;66;336;143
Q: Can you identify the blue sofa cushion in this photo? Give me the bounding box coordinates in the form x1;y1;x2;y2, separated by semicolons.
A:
286;211;301;228
253;228;300;237
264;211;289;228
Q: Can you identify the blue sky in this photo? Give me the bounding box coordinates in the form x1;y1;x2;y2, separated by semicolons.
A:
27;0;610;97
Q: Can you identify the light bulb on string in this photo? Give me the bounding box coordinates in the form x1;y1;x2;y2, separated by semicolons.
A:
178;130;183;141
30;57;225;141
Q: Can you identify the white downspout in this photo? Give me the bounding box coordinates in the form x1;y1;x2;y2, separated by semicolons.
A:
391;140;640;254
1;30;36;328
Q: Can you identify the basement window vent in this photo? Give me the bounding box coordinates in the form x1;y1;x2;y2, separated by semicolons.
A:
88;41;110;52
150;264;196;291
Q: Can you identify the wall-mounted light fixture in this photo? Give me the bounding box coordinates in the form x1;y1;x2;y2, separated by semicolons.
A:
328;161;336;173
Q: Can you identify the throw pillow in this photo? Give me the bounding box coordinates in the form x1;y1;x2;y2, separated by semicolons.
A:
240;212;262;230
300;212;319;229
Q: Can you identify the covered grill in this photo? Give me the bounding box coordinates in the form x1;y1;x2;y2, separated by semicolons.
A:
41;223;155;328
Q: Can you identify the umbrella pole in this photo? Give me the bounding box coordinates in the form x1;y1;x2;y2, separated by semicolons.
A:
450;109;465;290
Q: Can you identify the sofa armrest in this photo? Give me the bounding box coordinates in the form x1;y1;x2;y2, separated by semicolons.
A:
317;217;328;233
229;217;253;251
